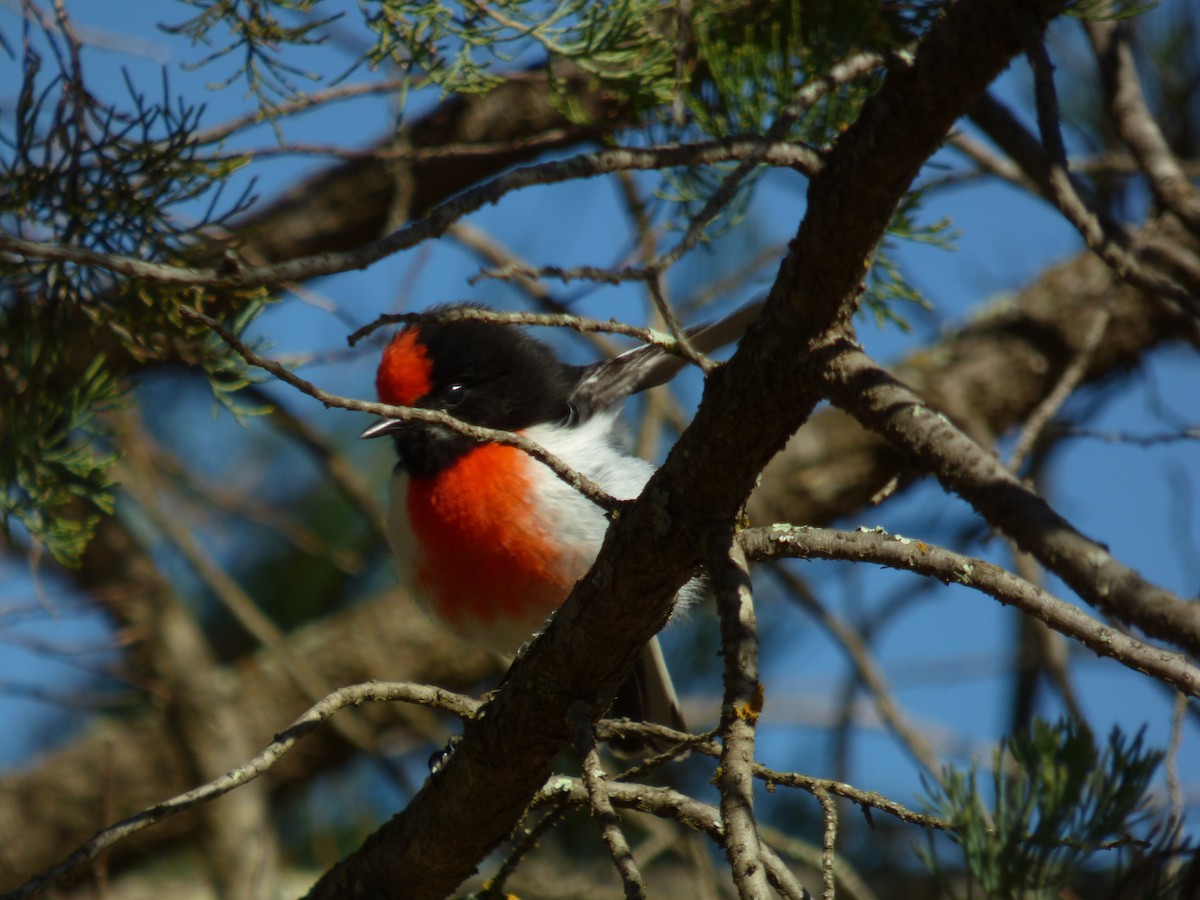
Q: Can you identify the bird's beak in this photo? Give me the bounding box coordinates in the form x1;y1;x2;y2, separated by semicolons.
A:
360;418;404;440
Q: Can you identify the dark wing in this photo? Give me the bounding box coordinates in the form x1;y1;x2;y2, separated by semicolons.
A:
607;636;687;756
568;299;764;421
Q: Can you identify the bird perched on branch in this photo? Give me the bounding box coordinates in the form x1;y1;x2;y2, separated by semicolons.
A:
362;303;759;751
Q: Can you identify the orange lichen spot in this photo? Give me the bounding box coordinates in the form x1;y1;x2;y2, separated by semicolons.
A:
734;682;765;723
377;327;433;407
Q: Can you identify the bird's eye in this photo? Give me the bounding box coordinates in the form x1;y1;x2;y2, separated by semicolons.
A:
440;383;466;408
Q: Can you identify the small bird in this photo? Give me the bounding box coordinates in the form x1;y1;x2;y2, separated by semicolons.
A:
362;303;758;750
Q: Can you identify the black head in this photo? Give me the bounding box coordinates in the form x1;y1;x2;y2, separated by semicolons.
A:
366;307;580;477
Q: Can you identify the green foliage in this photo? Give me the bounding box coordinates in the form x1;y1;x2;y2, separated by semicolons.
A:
860;194;953;331
685;0;927;141
0;10;262;565
165;0;342;106
0;347;119;567
920;718;1165;899
365;0;676;109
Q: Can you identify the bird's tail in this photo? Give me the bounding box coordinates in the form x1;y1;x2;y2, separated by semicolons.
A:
608;636;688;756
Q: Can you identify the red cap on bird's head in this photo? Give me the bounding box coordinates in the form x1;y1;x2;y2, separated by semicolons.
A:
376;327;433;408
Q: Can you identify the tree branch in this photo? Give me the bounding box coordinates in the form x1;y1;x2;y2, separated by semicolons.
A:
0;593;500;888
813;345;1200;656
0;139;822;290
1086;20;1200;235
712;535;768;898
739;525;1200;697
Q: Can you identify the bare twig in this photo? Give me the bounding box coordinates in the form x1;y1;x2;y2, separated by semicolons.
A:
769;565;942;776
531;778;809;900
1086;20;1200;234
477;799;573;899
112;449;399;774
1166;690;1187;830
1007;303;1112;473
946;131;1039;193
765;826;878;900
347;303;688;354
599;719;952;833
0;138;822;290
648;51;884;281
1021;35;1199;316
711;534;769;899
191;78;411;145
601;720;1148;857
812;787;838;900
447;221;621;352
240;384;388;539
134;422;366;571
569;702;647;899
740;525;1200;698
200;129;582;164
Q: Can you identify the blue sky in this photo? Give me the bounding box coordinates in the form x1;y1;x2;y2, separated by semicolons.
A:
2;0;1196;854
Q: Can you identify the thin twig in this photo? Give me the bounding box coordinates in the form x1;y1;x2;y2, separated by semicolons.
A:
812;787;838;900
112;451;400;777
569;702;647;899
769;565;942;777
946;132;1039;193
348;303;684;353
711;533;770;899
191;78;410;145
135;422;365;571
240;384;388;539
1086;20;1200;234
478;799;573;899
1022;33;1199;317
600;720;953;832
447;221;623;353
531;778;809;900
199;129;582;164
1007;303;1112;473
740;525;1200;698
1166;690;1186;830
0;138;823;290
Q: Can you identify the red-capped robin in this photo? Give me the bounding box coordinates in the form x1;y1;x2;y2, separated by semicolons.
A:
362;303;758;750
